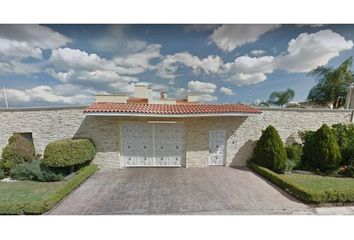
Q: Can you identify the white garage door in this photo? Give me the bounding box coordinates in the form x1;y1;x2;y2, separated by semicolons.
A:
121;123;184;167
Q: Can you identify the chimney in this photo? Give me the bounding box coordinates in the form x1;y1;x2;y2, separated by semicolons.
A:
134;85;152;102
160;92;167;99
187;94;199;103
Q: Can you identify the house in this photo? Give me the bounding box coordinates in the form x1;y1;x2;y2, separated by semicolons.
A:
83;85;262;168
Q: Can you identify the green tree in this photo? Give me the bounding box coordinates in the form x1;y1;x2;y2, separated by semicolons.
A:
302;124;342;173
252;125;287;173
307;57;354;109
268;88;295;108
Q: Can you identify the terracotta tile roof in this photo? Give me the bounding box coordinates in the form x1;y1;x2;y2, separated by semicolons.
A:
84;102;261;115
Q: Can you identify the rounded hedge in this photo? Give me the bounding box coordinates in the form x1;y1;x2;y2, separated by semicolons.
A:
42;139;96;168
252;125;287;173
302;124;342;173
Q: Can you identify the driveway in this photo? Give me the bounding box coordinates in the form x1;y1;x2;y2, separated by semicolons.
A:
50;167;310;215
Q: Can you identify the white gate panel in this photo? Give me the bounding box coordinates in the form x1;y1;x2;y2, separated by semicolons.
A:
154;124;184;166
208;130;226;165
121;123;184;167
121;123;154;166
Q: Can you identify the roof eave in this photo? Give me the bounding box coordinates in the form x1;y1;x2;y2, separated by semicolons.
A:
83;112;262;117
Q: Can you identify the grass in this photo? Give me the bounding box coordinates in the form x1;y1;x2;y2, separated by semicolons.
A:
248;162;354;204
279;173;354;192
0;181;64;203
0;164;98;215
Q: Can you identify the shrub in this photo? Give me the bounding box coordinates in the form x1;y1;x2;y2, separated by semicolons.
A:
331;123;354;165
1;134;35;163
42;139;96;168
0;158;23;176
0;169;5;180
302;124;342;173
0;134;35;176
285;159;297;173
252;125;287;173
10;160;63;182
285;143;302;168
248;162;354;203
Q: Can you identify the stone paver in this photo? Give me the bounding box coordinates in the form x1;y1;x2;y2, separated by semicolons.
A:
50;167;311;215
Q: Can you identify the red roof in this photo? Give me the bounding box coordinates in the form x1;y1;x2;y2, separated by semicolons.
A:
84;102;261;115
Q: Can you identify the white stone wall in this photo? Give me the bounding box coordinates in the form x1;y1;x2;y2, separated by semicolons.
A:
0;107;352;168
228;109;353;166
0;107;85;155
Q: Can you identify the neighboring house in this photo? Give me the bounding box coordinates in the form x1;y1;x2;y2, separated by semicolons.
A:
83;85;262;168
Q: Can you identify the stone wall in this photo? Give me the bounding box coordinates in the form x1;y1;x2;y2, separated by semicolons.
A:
0;106;352;168
229;108;353;166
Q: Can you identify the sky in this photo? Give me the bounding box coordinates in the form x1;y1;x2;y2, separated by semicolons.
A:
0;24;354;108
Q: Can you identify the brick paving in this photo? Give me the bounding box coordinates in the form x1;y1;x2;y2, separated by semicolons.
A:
50;167;309;215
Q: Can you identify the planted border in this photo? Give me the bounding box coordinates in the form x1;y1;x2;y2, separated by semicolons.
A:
0;164;98;215
248;162;354;204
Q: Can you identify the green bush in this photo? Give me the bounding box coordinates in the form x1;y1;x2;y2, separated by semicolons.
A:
331;123;354;165
285;143;302;168
252;125;287;173
0;164;98;215
0;134;36;176
0;159;22;176
248;162;354;203
302;124;342;173
1;134;35;163
0;169;5;180
10;160;63;182
42;139;96;168
285;159;297;173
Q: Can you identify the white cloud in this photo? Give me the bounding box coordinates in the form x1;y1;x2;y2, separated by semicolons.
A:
0;25;71;76
194;94;217;102
219;87;235;95
0;25;71;50
224;55;275;74
0;60;41;75
229;73;267;86
49;48;109;72
223;29;353;87
0;25;71;60
277;29;353;73
156;52;223;79
209;24;280;52
113;44;162;74
48;45;161;92
187;80;217;94
1;85;94;106
250;49;266;56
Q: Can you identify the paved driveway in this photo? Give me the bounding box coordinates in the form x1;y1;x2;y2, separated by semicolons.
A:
50;167;310;215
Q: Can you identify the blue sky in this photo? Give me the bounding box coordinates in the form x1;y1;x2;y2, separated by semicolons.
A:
1;24;354;107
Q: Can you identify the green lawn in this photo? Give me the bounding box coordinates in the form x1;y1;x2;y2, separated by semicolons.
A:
0;164;98;215
279;173;354;192
0;181;64;203
249;162;354;203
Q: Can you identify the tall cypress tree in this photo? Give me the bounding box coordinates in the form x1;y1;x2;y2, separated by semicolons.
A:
302;124;342;173
252;125;287;173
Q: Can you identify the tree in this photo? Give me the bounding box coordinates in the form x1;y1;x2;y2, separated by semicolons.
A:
307;57;354;109
302;124;342;173
252;125;287;173
268;88;295;107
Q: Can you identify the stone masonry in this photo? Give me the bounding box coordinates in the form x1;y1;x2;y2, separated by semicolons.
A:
0;106;352;168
